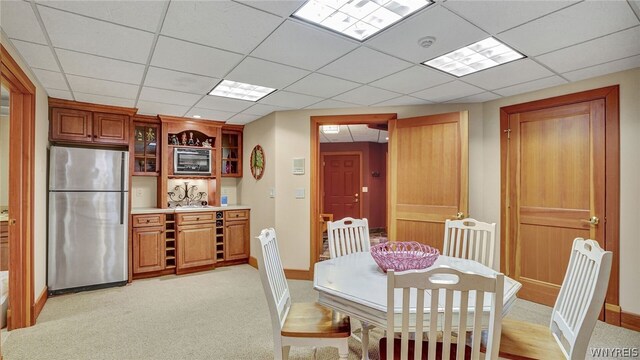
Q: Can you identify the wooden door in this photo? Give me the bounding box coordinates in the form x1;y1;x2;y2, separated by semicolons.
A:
132;226;165;274
94;112;129;145
506;100;605;306
388;112;468;250
177;224;216;270
50;107;92;142
224;220;249;261
323;154;361;221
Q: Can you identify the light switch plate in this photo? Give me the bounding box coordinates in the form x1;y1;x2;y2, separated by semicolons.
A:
269;188;276;198
362;187;368;193
135;188;143;197
295;188;305;199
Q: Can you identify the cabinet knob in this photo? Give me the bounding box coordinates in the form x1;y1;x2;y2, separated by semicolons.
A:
87;135;91;138
196;217;200;221
146;219;150;223
93;135;97;138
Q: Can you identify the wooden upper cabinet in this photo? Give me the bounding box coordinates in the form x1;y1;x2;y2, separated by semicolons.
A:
50;108;93;142
49;98;136;146
94;112;129;145
221;127;243;177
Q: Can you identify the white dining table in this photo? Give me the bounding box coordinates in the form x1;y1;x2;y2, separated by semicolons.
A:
313;252;522;360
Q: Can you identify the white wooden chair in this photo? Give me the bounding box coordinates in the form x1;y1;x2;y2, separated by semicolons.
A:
255;228;351;360
443;218;497;270
327;217;371;259
382;267;504;360
497;238;613;360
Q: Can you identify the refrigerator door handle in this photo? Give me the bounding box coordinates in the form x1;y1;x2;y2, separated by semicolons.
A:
120;152;125;225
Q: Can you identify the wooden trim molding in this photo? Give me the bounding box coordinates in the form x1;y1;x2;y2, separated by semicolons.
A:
500;85;620;325
283;269;311;281
33;287;48;321
248;256;258;269
48;97;137;116
310;113;397;277
621;311;640;332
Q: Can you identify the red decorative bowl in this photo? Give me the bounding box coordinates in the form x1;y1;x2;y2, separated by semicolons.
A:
370;241;439;273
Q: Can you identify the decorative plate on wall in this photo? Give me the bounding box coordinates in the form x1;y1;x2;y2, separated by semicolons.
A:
250;145;265;180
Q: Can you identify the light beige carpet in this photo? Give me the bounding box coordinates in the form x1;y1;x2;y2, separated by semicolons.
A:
3;265;639;359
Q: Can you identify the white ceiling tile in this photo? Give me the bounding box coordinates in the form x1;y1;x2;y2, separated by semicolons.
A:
38;5;155;63
144;67;218;95
161;1;283;54
411;81;484;102
630;0;640;18
251;20;358;70
185;108;237;121
37;1;168;32
151;36;243;78
305;99;362;109
462;59;554;90
373;95;431;107
332;85;399;106
318;47;412;84
443;0;579;35
227;113;262;125
238;0;306;17
349;125;381;142
536;26;640;73
139;87;202;107
319;133;330;143
323;125;354;142
367;6;489;64
446;92;501;103
195;96;254;113
562;55;640;82
493;76;568;97
258;91;323;108
32;69;68;90
136;100;189;117
75;92;135;108
1;1;47;44
56;49;145;84
225;57;309;89
11;40;59;71
46;88;74;100
499;1;640;56
285;73;360;98
67;75;139;99
370;66;453;94
243;103;290;116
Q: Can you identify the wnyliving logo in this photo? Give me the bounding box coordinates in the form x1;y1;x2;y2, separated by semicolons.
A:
590;347;639;358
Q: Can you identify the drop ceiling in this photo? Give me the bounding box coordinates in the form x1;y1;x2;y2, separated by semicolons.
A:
1;0;639;125
320;124;388;143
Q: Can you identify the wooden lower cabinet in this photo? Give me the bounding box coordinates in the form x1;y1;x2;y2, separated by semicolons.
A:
224;220;249;261
177;223;216;271
132;226;165;274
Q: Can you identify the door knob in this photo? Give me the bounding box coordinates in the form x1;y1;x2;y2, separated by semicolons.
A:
454;212;465;220
8;219;16;225
581;216;600;226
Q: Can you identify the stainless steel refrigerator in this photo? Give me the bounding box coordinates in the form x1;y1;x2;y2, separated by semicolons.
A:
48;146;129;294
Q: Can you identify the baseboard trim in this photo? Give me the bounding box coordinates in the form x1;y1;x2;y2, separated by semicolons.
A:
248;256;258;269
621;310;640;332
605;303;622;326
284;269;311;280
33;286;48;322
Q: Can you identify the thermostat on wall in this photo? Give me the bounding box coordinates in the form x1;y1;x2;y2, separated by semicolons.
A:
293;158;305;175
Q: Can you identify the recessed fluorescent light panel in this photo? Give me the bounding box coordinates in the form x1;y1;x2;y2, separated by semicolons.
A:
423;37;525;77
321;125;340;134
293;0;432;41
208;80;276;102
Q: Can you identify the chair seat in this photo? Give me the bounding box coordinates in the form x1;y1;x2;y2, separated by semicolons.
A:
498;318;566;359
281;302;351;339
379;337;472;360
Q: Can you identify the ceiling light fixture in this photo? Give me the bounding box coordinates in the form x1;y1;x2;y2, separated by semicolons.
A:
292;0;432;41
208;80;276;102
321;125;340;134
422;37;525;77
192;115;201;118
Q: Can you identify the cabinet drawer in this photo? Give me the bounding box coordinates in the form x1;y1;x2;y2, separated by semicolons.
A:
132;214;164;228
225;209;249;221
177;212;216;225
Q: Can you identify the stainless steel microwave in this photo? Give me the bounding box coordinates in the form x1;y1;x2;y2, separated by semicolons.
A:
174;148;212;175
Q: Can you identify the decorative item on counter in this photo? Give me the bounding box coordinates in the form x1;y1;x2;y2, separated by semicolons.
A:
167;181;207;207
221;195;228;207
202;138;211;148
146;128;156;142
170;134;179;145
195;138;201;146
370;241;439;273
250;145;265;180
187;132;195;146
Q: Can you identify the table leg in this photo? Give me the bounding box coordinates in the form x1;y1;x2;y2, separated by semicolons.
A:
361;321;370;360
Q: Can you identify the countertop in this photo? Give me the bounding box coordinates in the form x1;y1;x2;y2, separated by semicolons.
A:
131;205;251;215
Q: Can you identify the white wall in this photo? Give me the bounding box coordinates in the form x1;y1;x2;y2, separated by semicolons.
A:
482;68;640;314
1;32;49;299
131;176;157;208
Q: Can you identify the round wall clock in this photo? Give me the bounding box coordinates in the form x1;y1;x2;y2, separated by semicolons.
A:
250;145;265;180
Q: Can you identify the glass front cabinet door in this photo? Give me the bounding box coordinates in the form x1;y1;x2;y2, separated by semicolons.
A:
133;122;160;176
221;129;242;177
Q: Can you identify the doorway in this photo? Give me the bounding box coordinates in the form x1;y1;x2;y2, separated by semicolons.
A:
1;44;36;331
500;86;620;324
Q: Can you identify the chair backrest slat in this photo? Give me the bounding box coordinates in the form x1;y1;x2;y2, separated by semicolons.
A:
443;218;497;270
256;228;291;333
550;238;613;359
386;267;504;360
327;217;371;259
